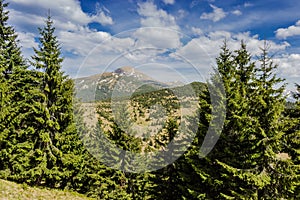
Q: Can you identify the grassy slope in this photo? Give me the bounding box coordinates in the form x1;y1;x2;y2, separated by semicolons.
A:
0;179;94;200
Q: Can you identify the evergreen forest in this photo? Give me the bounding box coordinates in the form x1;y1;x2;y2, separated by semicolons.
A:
0;1;299;199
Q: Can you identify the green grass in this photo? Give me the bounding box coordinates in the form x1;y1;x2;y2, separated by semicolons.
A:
0;179;94;200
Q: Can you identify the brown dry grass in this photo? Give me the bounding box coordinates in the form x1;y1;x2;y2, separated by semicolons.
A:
0;179;93;200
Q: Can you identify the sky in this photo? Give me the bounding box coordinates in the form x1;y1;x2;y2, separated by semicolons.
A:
6;0;300;91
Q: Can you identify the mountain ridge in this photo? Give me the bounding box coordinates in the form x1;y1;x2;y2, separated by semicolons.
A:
75;66;174;102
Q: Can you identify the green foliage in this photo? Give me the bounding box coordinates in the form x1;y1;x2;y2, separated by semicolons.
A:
149;118;190;200
0;178;93;200
184;40;296;199
0;4;299;198
283;84;300;198
0;0;37;181
20;14;86;189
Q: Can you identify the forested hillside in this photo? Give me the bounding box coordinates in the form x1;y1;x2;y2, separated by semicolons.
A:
0;1;299;199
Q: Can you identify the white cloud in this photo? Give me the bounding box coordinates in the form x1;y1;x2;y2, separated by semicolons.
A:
9;7;86;32
171;31;290;79
135;2;182;53
162;0;175;5
9;0;113;27
133;27;181;49
244;2;253;7
15;32;37;59
6;0;298;89
274;54;300;78
232;10;242;16
58;28;111;56
200;4;227;22
208;30;232;40
65;32;137;77
275;20;300;39
8;9;45;29
8;0;115;72
191;27;203;36
93;3;114;25
17;32;38;49
95;11;113;25
9;0;183;78
177;9;186;19
137;1;179;30
231;32;289;55
8;0;115;56
66;28;290;80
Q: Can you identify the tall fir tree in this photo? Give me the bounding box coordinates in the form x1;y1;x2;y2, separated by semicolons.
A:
284;83;300;199
104;105;148;200
82;101;152;199
183;41;249;199
149;118;188;200
293;84;300;198
0;0;40;181
0;0;21;176
248;41;294;199
28;14;85;188
214;41;294;199
183;41;294;199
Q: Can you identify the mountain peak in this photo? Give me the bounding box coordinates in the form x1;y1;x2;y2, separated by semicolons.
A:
75;66;170;102
114;66;135;74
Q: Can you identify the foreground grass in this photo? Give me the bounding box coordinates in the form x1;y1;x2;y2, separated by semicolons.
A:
0;179;94;200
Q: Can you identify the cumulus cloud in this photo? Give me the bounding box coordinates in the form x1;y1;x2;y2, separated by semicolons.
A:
133;28;181;49
275;20;300;39
17;32;38;49
10;0;113;27
7;0;116;77
244;2;253;7
15;32;38;59
231;32;289;55
232;10;242;16
177;9;186;19
200;4;227;22
63;31;137;77
137;1;179;30
93;3;114;25
171;31;290;78
8;0;115;57
6;0;298;88
134;2;182;53
58;28;111;56
8;0;183;78
274;54;300;78
8;9;45;30
191;27;203;36
162;0;175;5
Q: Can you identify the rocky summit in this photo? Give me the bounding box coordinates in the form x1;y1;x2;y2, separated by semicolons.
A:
74;66;168;102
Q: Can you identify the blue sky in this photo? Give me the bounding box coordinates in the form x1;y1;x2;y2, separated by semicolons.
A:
6;0;300;91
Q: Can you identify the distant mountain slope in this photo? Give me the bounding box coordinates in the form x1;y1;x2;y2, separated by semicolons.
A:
74;66;179;102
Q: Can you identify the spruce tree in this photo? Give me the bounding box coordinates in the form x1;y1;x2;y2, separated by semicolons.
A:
0;0;22;168
183;41;247;199
0;0;37;180
293;84;300;198
183;41;292;199
149;118;187;200
28;15;84;188
284;83;300;198
215;41;263;198
212;41;294;199
83;101;151;199
212;41;293;199
248;42;294;199
0;0;24;78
